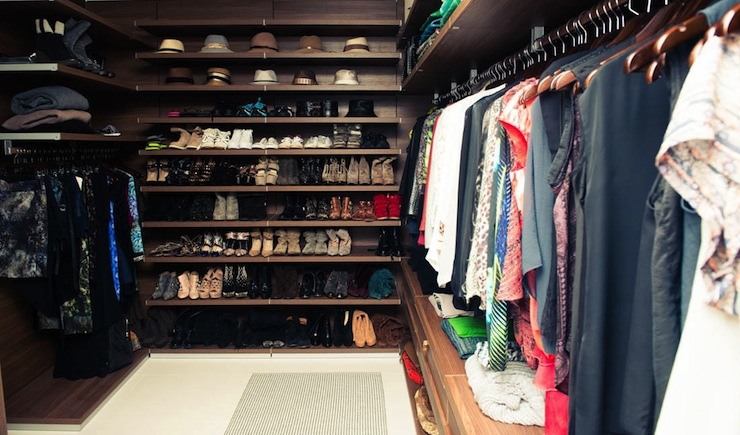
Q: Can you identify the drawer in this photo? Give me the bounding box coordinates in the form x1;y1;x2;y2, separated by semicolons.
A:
419;337;450;434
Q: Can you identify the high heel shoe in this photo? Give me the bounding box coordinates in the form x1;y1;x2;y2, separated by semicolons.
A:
145;158;159;184
177;271;191;299
197;268;213;299
201;232;213;256
209;267;223;298
266;158;279;185
188;271;200;299
157;159;170;184
211;233;224;256
223;231;237;256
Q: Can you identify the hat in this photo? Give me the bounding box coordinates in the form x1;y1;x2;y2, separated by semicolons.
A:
156;39;184;53
250;69;279;85
165;67;194;85
292;69;318;85
200;35;233;53
295;35;324;53
346;99;376;117
206;67;231;86
333;69;359;85
248;32;279;53
343;37;370;53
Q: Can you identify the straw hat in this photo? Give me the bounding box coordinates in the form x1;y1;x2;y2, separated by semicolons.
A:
248;32;279;53
295;35;324;53
200;35;233;53
250;69;279;85
343;37;370;53
333;69;360;85
206;67;231;86
156;39;184;53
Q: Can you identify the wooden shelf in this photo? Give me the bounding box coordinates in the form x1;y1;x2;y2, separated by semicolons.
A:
145;295;400;306
401;0;597;93
135;18;401;37
150;345;398;354
398;0;441;42
141;185;400;193
144;253;402;264
137;117;402;125
1;0;155;49
0;133;143;142
136;84;402;93
0;64;134;91
142;218;401;228
136;52;401;66
139;148;402;156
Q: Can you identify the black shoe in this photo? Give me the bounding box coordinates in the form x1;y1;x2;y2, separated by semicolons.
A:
278;194;296;220
295;317;311;348
260;266;272;299
248;266;260;299
316;197;329;220
310;313;326;347
333;309;353;347
299;273;315;299
389;228;406;257
298;158;311;185
304;196;318;220
285;316;299;347
235;265;249;298
375;229;391;256
222;265;236;297
235;316;252;349
335;271;349;299
313;271;327;297
321;313;332;348
324;270;338;298
375;134;390;149
217;313;239;348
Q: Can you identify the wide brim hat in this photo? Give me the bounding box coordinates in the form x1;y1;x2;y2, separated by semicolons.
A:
156;39;184;53
292;69;318;85
165;67;194;85
206;67;232;86
334;69;359;85
248;32;279;53
295;35;324;53
200;35;233;53
250;69;279;85
346;99;376;117
343;37;370;53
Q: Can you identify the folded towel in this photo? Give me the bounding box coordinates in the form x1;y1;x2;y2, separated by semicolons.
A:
2;109;91;131
465;346;545;427
429;293;474;318
447;316;487;338
11;86;89;115
440;318;485;359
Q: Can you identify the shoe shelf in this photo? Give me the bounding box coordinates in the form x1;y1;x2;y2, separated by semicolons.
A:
136;84;402;93
397;0;442;43
135;19;401;37
0;63;135;91
140;185;400;193
135;52;402;66
141;218;402;229
149;345;398;354
139;149;402;157
0;132;144;142
145;295;400;307
143;253;402;264
2;0;155;49
137;117;403;125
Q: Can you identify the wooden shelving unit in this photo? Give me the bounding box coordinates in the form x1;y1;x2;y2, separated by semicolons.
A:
0;133;143;142
398;0;441;42
150;345;398;354
142;218;402;228
145;295;400;307
141;185;400;193
143;253;402;264
136;52;401;66
136;84;402;93
0;64;134;91
139;148;402;156
137;117;403;125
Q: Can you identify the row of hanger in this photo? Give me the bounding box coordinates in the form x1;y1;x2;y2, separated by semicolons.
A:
7;144;121;166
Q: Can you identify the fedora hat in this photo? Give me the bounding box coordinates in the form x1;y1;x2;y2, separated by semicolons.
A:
295;35;324;53
292;69;318;85
156;39;184;53
333;69;360;85
248;32;279;53
346;99;376;117
206;67;231;86
200;35;233;53
250;69;279;85
165;67;194;85
343;37;370;53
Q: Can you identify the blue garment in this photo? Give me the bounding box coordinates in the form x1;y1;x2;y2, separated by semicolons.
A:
108;201;120;301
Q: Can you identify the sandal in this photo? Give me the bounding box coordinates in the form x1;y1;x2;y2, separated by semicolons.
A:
337;158;348;184
212;233;224;256
201;233;213;256
255;157;268;186
209;268;223;299
235;232;250;257
145;158;159;184
201;158;216;184
149;241;182;257
223;232;237;256
266;158;279;185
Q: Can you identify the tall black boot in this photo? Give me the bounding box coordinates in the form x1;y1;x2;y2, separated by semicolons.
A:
278;194;295;220
389;228;405;257
375;229;391;256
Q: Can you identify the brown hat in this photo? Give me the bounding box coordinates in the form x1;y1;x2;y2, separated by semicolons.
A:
343;37;369;53
248;32;279;53
165;67;194;85
295;35;324;53
206;67;231;86
292;69;318;85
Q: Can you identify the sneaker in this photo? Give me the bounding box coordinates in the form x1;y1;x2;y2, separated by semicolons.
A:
317;135;331;149
278;137;293;149
214;130;231;149
100;124;121;137
228;129;243;149
253;137;267;149
305;136;318;149
239;129;254;149
290;135;304;149
200;128;218;149
266;137;278;149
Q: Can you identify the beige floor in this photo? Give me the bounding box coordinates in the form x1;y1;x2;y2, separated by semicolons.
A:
9;352;417;435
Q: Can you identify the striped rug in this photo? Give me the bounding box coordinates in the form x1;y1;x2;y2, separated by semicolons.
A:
225;372;388;435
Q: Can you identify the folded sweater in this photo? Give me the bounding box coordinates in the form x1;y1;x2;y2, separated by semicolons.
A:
11;86;89;115
2;109;91;131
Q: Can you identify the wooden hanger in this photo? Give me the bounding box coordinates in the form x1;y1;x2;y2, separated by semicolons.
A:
690;3;740;64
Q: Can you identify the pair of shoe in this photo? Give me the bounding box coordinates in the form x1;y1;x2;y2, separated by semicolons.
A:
285;316;311;348
253;137;279;149
201;128;231;149
299;271;327;298
361;132;391;148
278;135;304;149
308;310;355;347
321;158;349;184
235;97;267;117
152;271;179;300
301;230;330;255
333;124;362;148
273;229;302;255
351;200;376;221
303;196;329;220
223;231;251;256
373;193;402;220
226;129;255;149
255;157;279;185
145;158;169;184
326;228;352;256
371;157;396;185
324;270;350;299
345;157;371;185
352;310;377;347
223;265;272;299
267;106;294;117
329;196;353;220
176;268;223;299
146;134;169;150
201;233;224;256
213;193;239;220
305;135;332;149
375;228;405;257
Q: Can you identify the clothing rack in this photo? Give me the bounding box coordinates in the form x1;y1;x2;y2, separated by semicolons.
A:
432;0;668;106
6;143;120;165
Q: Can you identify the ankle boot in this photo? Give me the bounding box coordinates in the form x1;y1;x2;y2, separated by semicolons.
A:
266;158;279;185
347;157;359;184
286;229;302;255
302;230;317;255
340;197;352;220
382;157;396;185
261;229;274;257
373;194;390;220
225;193;238;220
273;229;288;255
336;158;348;184
314;230;329;255
370;158;385;185
213;193;227;220
251;194;267;221
359;157;371;185
329;196;341;220
249;230;262;257
316;197;330;220
389;228;405;257
387;193;402;219
336;229;352;256
288;158;300;185
223;265;236;297
248;266;260;299
177;271;191;299
311;158;323;184
169;127;191;149
326;229;340;256
375;229;391;256
186;126;204;149
260;266;272;299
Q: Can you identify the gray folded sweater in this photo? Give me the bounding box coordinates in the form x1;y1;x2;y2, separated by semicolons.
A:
11;86;89;115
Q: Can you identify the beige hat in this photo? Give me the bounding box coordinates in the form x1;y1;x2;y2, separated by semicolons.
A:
200;35;233;53
248;32;279;53
251;69;279;85
156;39;184;53
333;69;360;85
295;35;324;53
206;67;231;86
343;37;369;53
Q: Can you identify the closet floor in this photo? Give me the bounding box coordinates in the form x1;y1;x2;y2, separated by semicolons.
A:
8;352;416;435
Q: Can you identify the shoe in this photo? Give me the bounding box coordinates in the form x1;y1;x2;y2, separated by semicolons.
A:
375;134;390;149
249;230;262;257
333;309;353;347
310;313;325;345
177;271;191;299
324;270;338;298
373;194;390;220
236;317;253;348
163;272;179;300
201;232;214;256
214;130;231;149
305;136;318;149
212;233;224;256
289;135;304;149
364;313;377;347
213;193;226;220
223;265;236;297
336;158;348;184
314;230;329;255
259;266;272;299
299;272;315;299
335;270;349;298
382;157;396;185
326;229;339;256
265;137;278;149
278;195;297;220
329;196;341;220
362;201;376;221
351;200;366;221
273;229;288;255
253;137;267;150
200;128;218;149
153;272;171;299
387;193;402;219
301;230;317;255
358;157;371;185
197;268;212;299
238;129;254;149
336;229;352;256
225;193;238;220
266;158;279;185
340;197;352;220
314;271;327;297
278;137;293;149
157;159;170;184
316;197;329;220
234;232;249;257
352;310;369;347
145;159;159;184
347;157;359;184
389;228;405;257
255;157;268;186
216;313;238;348
248;268;260;299
332;124;348;148
209;267;223;298
261;229;274;257
235;265;249;298
320;313;332;347
186;126;204;149
371;157;385;185
286;229;302;255
295;317;311;348
321;159;332;184
375;228;391;256
227;129;242;149
304;196;318;220
317;135;331;149
169;128;190;149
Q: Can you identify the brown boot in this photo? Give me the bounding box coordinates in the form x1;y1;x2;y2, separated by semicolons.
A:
346;157;359;184
370;157;384;185
273;229;288;255
169;127;191;149
359;157;371;185
248;230;262;257
340;197;352;220
382;157;396;185
286;229;302;255
329;196;342;220
362;201;376;221
261;229;274;257
326;229;339;256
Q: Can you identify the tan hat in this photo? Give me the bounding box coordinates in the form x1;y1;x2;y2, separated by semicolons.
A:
165;67;193;84
200;35;233;53
206;67;231;86
250;69;279;85
333;69;359;85
295;35;324;53
248;32;279;53
343;37;369;53
156;39;184;53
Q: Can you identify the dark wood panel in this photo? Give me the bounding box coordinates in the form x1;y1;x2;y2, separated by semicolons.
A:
136;18;400;37
145;294;400;306
273;0;397;20
156;0;272;21
136;51;401;66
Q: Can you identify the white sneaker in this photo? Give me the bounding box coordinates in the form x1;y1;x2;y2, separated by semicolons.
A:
290;135;304;149
266;137;279;149
317;135;331;149
239;129;254;149
305;136;318;149
200;128;218;149
278;137;293;149
213;130;230;149
227;129;242;149
253;137;267;149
